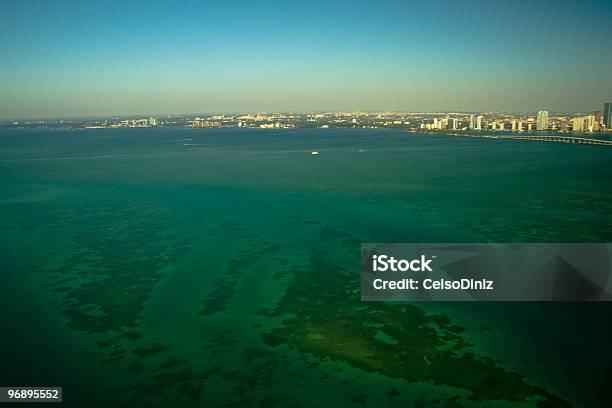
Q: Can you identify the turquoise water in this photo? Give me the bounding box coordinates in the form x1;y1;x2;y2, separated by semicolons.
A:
0;127;611;407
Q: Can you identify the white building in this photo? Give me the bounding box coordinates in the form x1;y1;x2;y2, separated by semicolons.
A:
536;111;549;131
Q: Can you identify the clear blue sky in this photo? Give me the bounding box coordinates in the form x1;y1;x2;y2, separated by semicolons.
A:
1;0;611;118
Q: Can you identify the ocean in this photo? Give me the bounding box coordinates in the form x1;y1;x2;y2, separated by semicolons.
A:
0;127;611;407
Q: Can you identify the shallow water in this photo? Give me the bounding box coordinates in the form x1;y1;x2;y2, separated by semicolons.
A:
0;127;611;407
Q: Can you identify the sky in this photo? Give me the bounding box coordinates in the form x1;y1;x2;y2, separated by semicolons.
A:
0;0;611;119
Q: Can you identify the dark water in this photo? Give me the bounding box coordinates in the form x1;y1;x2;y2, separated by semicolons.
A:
0;127;611;407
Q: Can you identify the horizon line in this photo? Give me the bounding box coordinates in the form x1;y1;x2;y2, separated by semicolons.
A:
3;107;611;122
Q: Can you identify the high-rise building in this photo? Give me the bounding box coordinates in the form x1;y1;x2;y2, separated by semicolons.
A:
594;108;603;121
476;115;483;130
572;117;584;132
536;111;549;131
585;115;596;132
469;114;475;130
604;102;612;129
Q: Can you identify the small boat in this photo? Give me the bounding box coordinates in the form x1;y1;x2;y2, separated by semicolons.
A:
311;151;319;155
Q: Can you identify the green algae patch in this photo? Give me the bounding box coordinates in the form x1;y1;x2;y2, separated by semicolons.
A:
200;240;280;316
260;252;572;407
46;203;195;334
133;341;168;357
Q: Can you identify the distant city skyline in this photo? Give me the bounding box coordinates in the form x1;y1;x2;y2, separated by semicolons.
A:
7;108;612;134
1;0;611;119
